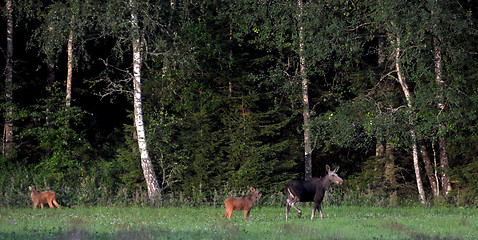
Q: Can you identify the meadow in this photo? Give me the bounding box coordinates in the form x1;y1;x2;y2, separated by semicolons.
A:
0;205;476;239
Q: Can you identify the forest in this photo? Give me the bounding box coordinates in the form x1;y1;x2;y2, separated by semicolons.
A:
1;0;478;207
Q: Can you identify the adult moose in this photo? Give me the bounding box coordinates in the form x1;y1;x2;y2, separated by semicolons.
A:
285;165;343;221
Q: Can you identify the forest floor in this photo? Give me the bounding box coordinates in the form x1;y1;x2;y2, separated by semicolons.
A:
0;206;476;239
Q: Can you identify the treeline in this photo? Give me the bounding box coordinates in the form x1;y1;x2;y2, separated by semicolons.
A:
1;0;478;207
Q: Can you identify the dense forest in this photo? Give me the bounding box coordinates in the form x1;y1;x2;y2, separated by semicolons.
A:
1;0;478;207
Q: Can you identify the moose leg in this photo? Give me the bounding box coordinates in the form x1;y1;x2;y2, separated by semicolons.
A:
286;198;302;219
47;201;54;208
311;202;318;220
223;207;233;220
314;192;325;219
291;203;302;219
286;203;291;221
244;209;251;219
53;199;60;208
40;203;44;209
318;204;323;219
294;203;302;219
311;202;324;219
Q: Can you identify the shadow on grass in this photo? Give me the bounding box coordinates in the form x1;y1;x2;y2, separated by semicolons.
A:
0;227;256;240
381;220;464;240
279;223;347;240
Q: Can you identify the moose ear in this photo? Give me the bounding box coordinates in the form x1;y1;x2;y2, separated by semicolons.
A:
334;166;340;172
250;187;254;192
326;165;331;172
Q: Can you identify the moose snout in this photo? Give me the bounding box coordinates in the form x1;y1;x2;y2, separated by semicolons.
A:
337;179;344;186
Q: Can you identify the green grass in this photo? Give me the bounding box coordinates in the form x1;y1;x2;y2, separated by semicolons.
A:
1;206;476;239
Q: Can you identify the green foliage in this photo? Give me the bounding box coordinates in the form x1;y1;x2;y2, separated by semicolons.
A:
28;0;98;66
114;133;143;189
448;157;478;206
18;85;90;188
0;168;32;208
145;108;188;193
3;0;478;207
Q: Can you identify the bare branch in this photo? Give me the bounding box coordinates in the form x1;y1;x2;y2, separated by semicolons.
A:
385;105;407;113
93;58;134;99
99;58;132;75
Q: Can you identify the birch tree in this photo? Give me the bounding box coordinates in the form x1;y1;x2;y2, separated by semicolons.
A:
129;0;160;199
297;0;312;180
3;0;14;158
420;144;439;196
393;36;427;205
430;0;452;195
372;0;477;201
371;0;432;205
65;14;74;107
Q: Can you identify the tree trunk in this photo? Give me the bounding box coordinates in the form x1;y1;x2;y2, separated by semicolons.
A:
420;143;439;196
378;29;386;65
438;138;451;194
297;0;312;180
45;21;56;125
130;0;160;200
376;140;384;158
384;141;396;186
394;36;427;205
66;15;74;107
384;140;398;205
432;4;452;195
3;0;14;158
378;139;397;190
45;57;55;126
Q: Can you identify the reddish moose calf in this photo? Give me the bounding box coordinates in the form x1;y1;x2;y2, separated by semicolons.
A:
29;186;61;209
223;187;262;220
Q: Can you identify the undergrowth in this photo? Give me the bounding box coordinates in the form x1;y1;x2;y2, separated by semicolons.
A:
2;172;475;208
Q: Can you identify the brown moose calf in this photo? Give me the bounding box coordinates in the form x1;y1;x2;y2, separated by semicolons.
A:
223;187;261;220
29;186;61;209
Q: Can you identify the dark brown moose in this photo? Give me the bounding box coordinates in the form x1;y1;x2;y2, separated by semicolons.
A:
285;165;343;221
29;186;61;209
223;187;262;220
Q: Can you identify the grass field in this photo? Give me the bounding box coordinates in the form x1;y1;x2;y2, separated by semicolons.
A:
1;206;476;239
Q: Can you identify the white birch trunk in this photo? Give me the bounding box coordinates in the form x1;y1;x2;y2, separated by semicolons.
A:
432;2;452;195
420;144;439;196
66;16;74;107
3;0;14;158
297;0;312;180
130;0;160;200
394;36;427;205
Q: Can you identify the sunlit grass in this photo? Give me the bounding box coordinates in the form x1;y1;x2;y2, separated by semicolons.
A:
1;206;476;239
